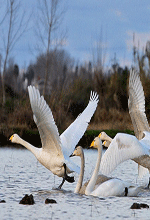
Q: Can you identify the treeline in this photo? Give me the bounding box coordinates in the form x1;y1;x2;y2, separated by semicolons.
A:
1;45;150;139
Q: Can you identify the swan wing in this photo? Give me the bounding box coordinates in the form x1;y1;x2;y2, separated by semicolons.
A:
128;69;150;139
28;86;63;156
100;133;150;175
138;164;149;179
60;91;99;159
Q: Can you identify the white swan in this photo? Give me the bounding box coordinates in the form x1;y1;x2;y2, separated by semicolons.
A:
128;68;150;179
99;70;150;180
70;146;112;194
9;86;99;188
71;138;140;196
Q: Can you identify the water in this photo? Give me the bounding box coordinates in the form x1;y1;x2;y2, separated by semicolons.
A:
0;147;150;220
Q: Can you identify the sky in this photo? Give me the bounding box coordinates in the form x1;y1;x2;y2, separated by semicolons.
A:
1;0;150;70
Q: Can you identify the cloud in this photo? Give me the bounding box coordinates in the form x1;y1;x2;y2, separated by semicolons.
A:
126;31;150;51
112;9;127;22
114;9;122;17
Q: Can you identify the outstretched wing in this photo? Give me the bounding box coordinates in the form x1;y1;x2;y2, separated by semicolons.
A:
100;133;150;175
128;69;150;140
61;91;99;160
28;86;63;156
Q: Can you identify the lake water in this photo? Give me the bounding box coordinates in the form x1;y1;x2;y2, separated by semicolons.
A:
0;147;150;220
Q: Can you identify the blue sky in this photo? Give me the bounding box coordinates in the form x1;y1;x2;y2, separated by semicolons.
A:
1;0;150;70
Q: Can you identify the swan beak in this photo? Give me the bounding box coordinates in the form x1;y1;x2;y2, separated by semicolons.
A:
9;135;13;141
103;140;106;145
98;133;101;138
90;140;94;148
69;153;74;157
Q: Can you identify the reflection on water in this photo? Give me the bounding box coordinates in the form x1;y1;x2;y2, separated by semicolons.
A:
0;147;150;219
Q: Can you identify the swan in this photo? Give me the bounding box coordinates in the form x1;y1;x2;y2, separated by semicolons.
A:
71;138;140;196
128;68;150;179
70;146;112;194
99;70;150;180
9;86;99;188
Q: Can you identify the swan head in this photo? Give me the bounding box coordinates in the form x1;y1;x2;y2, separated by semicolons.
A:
90;137;102;149
98;131;108;140
70;146;83;157
9;134;21;144
102;140;110;148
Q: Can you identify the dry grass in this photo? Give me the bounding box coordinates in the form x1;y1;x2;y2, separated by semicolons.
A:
88;108;133;130
0;72;149;137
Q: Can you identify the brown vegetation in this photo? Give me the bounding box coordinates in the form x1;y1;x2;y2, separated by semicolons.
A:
1;61;150;141
1;37;150;143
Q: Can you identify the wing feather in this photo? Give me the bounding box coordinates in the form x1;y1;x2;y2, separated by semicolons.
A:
61;91;99;159
100;133;150;175
28;86;63;155
128;69;150;139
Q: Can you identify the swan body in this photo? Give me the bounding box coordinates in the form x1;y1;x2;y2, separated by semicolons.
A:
10;86;99;187
90;178;140;197
91;179;128;197
81;137;139;197
10;134;66;177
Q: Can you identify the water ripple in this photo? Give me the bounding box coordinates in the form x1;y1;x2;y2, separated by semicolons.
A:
0;147;150;219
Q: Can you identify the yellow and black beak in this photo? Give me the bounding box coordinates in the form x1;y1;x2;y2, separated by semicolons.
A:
9;135;13;141
98;133;101;138
90;140;95;148
103;140;106;145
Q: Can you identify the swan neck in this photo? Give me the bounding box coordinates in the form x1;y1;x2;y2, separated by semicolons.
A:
107;136;112;142
74;151;85;193
85;142;102;195
18;137;39;156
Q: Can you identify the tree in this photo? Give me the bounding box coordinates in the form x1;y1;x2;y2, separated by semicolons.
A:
35;0;67;96
0;0;29;105
29;48;74;94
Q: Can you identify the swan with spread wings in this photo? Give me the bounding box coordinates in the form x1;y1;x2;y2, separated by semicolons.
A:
10;86;99;188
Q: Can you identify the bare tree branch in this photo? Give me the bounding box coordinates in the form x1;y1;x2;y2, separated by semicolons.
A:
0;0;30;105
35;0;67;96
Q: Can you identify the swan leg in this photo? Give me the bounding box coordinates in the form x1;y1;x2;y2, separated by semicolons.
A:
124;187;128;196
148;177;150;188
63;163;75;183
58;177;65;189
58;163;74;189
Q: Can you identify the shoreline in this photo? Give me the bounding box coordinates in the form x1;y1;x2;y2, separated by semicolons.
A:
0;126;134;148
